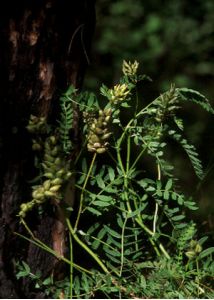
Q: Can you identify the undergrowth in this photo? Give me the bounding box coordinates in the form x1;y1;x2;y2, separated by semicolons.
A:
16;61;214;298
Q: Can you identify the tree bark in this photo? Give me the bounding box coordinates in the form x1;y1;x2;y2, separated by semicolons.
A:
0;1;95;298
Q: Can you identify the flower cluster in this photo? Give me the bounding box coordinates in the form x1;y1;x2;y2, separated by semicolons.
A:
26;115;48;151
19;135;72;218
122;60;139;76
154;85;179;123
185;240;202;259
86;109;112;154
109;84;130;105
26;115;47;134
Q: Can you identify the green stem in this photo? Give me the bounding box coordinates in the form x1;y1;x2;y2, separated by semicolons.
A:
123;135;131;209
126;135;131;173
153;164;161;235
149;237;161;257
117;100;156;151
69;232;73;299
74;152;97;231
66;218;112;275
20;219;91;274
135;217;154;236
15;231;92;274
74;139;87;166
134;87;139;117
107;149;118;164
135;217;170;259
152;203;159;236
116;144;126;176
130;147;146;171
159;243;170;259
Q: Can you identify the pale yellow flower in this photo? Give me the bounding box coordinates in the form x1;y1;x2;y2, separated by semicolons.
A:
122;60;139;76
109;83;130;104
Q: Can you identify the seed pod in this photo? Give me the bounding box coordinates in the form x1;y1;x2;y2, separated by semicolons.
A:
185;251;195;259
97;120;103;128
45;160;55;167
96;147;106;154
64;171;72;180
56;169;65;178
51;178;63;185
101;133;111;140
44;140;51;149
91;123;96;130
195;243;202;253
99;110;104;116
93;142;101;148
49;164;58;173
104;108;112;116
49;185;61;192
37;186;45;193
20;203;28;211
44;172;54;179
33;193;44;200
95;127;103;135
31;115;38;121
32;143;42;151
87;145;96;152
42;162;53;171
32;190;38;198
44;191;56;197
44;154;55;163
26;125;35;133
40;117;46;122
90;134;100;143
43;180;51;190
105;116;111;122
50;136;57;145
54;157;62;165
51;146;59;156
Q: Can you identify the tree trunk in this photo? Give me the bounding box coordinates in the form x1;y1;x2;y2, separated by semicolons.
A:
0;1;95;298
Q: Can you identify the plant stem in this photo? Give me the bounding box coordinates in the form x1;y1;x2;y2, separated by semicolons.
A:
130;147;146;171
74;152;97;231
126;135;131;173
74;139;87;165
152;203;159;235
15;231;92;274
66;218;112;275
159;243;170;259
135;217;170;259
117;126;170;259
153;164;161;235
69;232;73;299
134;87;139;117
117;100;157;151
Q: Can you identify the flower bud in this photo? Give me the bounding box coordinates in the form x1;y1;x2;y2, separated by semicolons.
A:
96;147;106;154
49;185;61;192
44;191;56;197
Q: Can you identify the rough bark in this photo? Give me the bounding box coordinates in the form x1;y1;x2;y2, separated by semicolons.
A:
0;0;95;298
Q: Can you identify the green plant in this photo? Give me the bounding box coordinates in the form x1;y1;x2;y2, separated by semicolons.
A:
16;61;214;298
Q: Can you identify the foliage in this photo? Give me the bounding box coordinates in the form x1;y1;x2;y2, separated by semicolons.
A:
16;61;214;298
58;85;77;155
